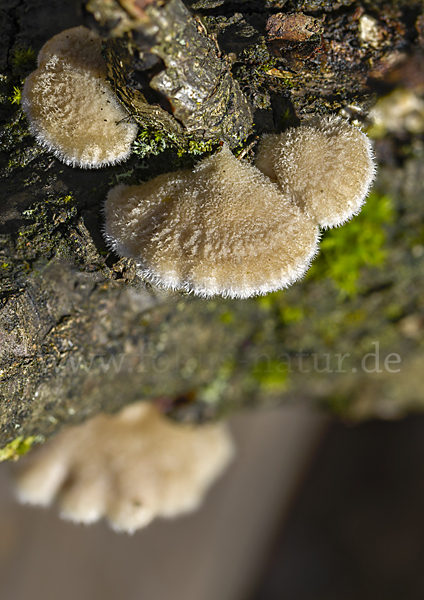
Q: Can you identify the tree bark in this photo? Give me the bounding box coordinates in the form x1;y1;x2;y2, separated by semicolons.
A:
1;0;424;459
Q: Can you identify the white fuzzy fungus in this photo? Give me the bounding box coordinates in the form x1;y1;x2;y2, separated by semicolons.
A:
104;145;319;299
22;26;138;168
255;115;376;228
15;402;234;533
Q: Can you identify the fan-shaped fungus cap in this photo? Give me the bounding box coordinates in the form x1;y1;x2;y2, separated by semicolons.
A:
22;26;138;168
15;402;234;533
104;145;319;299
255;116;376;228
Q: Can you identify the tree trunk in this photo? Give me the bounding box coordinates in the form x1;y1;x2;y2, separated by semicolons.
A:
1;0;424;459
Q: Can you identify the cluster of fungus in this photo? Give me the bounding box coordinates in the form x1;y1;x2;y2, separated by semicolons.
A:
22;26;376;298
16;23;378;532
105;119;375;298
15;402;234;533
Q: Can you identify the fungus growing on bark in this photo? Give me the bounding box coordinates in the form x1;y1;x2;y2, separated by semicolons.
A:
22;26;138;168
15;402;234;533
255;116;376;228
104;145;320;299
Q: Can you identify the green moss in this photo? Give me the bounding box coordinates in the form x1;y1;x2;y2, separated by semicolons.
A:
0;435;43;462
274;106;299;132
11;46;36;71
256;292;307;326
7;145;46;172
132;129;217;160
384;303;404;321
256;290;284;311
251;359;289;392
132;130;177;158
51;193;75;206
308;192;394;296
258;58;278;73
311;307;368;346
13;195;80;267
182;139;215;157
238;42;271;66
0;108;31;153
219;311;234;324
280;305;305;324
10;86;22;105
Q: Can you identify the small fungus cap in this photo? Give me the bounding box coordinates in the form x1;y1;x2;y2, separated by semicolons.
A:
15;402;234;533
22;26;138;168
255;116;376;228
104;145;319;299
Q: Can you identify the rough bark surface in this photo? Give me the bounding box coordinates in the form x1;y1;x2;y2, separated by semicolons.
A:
0;0;424;458
97;0;254;149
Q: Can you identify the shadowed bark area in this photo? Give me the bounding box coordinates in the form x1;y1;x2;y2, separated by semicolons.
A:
0;0;424;458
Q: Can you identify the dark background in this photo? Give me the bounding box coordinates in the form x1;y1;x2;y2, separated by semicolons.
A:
254;414;424;600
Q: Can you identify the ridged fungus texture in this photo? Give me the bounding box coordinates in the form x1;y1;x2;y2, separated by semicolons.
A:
15;402;234;534
104;145;320;299
22;26;138;168
255;116;376;229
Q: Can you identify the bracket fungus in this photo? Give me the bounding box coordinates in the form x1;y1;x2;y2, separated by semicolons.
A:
104;117;376;299
255;115;376;229
15;402;234;533
21;24;376;298
104;145;320;299
22;26;138;168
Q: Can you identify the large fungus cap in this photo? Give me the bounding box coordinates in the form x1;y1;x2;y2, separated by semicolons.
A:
22;26;138;168
255;116;376;228
104;145;319;299
15;402;234;533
